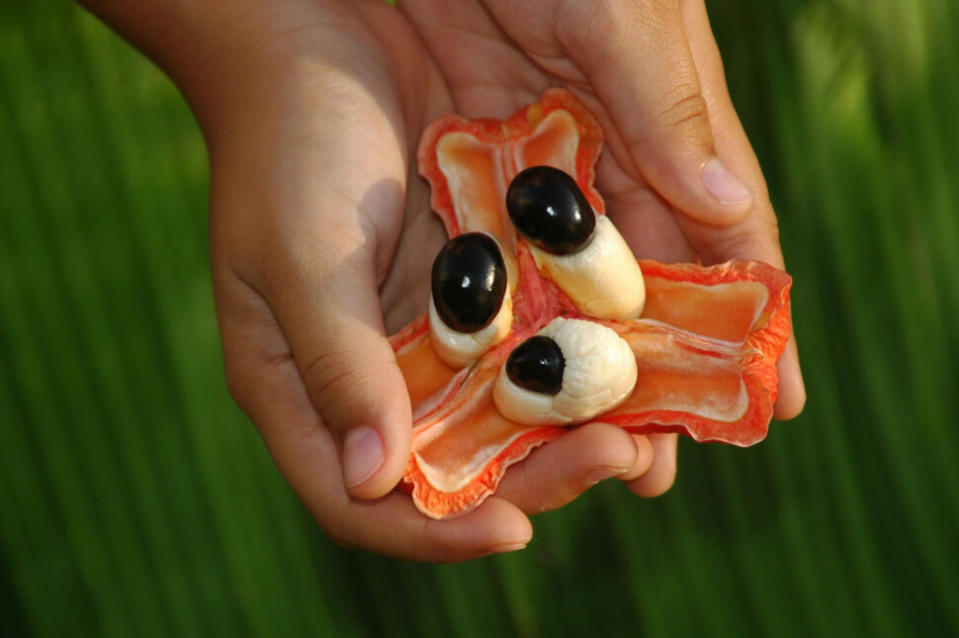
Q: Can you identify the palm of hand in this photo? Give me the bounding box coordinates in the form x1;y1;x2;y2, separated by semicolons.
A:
212;0;800;560
364;1;699;331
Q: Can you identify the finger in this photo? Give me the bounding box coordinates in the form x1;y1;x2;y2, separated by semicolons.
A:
264;221;412;500
774;338;805;419
617;434;655;482
261;371;533;560
563;0;754;227
597;151;699;263
624;433;678;498
211;135;413;501
678;0;806;418
215;274;532;560
496;423;639;514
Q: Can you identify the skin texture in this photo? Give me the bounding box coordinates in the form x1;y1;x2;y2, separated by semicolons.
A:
80;0;805;561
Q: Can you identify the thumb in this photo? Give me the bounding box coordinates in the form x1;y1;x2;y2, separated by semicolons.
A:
269;232;412;500
571;0;753;226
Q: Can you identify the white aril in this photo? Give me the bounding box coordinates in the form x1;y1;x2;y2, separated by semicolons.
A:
429;292;513;368
530;215;646;321
493;317;638;425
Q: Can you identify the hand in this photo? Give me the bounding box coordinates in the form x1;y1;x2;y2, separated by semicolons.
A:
204;1;649;559
84;0;804;561
398;0;805;497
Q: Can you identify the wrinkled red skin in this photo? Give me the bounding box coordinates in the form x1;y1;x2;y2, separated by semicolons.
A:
390;90;792;519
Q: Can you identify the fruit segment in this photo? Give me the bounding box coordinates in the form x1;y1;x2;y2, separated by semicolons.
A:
417;90;605;244
392;89;792;519
393;258;790;518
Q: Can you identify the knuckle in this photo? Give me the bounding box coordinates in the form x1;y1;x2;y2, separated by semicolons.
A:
221;349;297;427
301;348;381;429
302;348;356;400
695;210;783;264
658;84;711;134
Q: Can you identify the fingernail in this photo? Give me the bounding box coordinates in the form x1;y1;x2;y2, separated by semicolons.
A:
343;426;385;488
586;467;628;485
485;541;528;555
701;157;752;205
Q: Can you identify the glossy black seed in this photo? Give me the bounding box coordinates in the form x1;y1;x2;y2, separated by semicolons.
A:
431;233;507;333
506;335;565;395
506;165;596;255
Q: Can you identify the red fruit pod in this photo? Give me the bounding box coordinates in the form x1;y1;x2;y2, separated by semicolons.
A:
390;89;792;519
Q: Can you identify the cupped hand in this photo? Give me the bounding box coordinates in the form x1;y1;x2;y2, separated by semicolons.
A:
200;0;804;561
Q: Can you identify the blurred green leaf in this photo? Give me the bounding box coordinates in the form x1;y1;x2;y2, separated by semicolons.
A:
1;1;957;636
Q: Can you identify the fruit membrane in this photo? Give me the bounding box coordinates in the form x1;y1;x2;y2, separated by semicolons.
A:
389;89;792;519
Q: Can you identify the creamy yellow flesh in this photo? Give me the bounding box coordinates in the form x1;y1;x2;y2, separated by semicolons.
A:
531;215;645;321
428;291;513;368
492;317;638;425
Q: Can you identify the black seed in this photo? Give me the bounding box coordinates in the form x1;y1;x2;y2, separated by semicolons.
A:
506;166;596;255
431;233;507;333
506;335;565;395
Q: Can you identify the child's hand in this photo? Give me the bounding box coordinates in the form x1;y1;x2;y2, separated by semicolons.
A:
82;0;804;561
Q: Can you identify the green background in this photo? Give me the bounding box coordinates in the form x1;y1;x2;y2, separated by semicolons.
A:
2;1;957;636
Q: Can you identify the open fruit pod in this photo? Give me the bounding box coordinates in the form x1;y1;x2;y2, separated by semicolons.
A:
390;89;792;519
